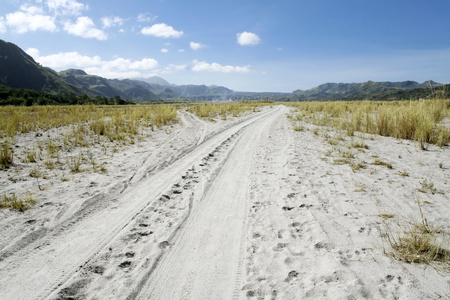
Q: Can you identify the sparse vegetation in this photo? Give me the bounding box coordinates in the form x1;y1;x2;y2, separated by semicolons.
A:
68;154;83;173
333;149;355;165
0;140;13;169
0;105;178;139
350;141;369;150
187;102;269;119
372;159;393;169
0;193;36;212
351;162;367;172
0;105;179;178
398;171;409;177
378;214;395;220
418;179;443;195
289;99;450;148
383;203;449;267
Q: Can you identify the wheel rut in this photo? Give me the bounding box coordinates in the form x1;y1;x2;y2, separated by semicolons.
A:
131;107;285;300
0;107;280;300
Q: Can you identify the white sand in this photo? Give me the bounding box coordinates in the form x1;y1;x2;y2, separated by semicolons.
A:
0;106;449;299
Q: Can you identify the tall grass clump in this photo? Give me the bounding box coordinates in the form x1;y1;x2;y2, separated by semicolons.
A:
289;99;450;148
383;203;449;268
0;105;180;176
0;105;179;140
1;140;14;169
151;105;178;128
0;193;36;212
187;102;270;119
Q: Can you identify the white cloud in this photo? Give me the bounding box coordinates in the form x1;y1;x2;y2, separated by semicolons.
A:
237;31;261;46
137;13;157;23
178;49;185;52
163;64;187;74
141;23;183;38
85;58;159;79
64;16;107;40
0;1;89;34
190;41;205;50
129;58;159;70
26;48;102;68
25;47;41;59
192;60;250;73
46;0;86;16
27;48;159;79
0;17;7;34
20;4;45;15
161;48;169;53
101;16;123;28
5;5;57;33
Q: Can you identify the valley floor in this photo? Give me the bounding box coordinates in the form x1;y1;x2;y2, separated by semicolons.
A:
0;106;449;299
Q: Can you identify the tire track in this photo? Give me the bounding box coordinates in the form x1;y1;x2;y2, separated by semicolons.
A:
0;107;278;300
131;107;286;300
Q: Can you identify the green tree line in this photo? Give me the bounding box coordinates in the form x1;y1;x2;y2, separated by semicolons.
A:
0;85;134;106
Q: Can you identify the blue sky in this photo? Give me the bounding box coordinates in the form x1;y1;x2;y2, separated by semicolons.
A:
1;0;450;92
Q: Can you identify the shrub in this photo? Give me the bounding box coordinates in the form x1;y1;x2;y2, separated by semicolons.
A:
383;202;449;267
0;140;13;169
0;193;37;212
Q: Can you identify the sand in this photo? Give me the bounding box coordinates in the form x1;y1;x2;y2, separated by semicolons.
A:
0;105;449;299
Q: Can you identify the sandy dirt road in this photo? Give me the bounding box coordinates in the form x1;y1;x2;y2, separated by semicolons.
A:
131;106;283;300
0;105;449;299
0;106;285;299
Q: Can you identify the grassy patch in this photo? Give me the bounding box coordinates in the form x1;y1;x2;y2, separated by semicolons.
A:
288;99;450;148
0;140;14;169
418;179;443;195
68;154;83;173
383;203;449;268
378;214;395;220
350;141;369;149
0;193;37;212
187;102;268;119
398;171;409;177
372;159;393;169
351;162;367;172
385;222;449;265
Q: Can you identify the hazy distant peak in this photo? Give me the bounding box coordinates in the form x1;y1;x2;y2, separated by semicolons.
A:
134;76;170;86
60;69;88;76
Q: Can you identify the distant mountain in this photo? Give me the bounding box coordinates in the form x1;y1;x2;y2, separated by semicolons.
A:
1;39;447;103
134;76;171;86
170;85;233;98
291;80;443;100
58;69;120;98
58;69;239;101
0;39;82;94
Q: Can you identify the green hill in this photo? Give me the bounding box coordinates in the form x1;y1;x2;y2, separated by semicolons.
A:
291;80;444;101
0;39;82;95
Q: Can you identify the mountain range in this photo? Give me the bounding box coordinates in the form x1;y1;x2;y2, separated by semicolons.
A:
0;40;82;95
291;80;444;100
0;39;447;102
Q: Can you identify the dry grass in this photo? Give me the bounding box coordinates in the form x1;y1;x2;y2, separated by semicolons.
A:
372;159;393;169
0;104;179;168
383;203;449;269
289;99;450;148
386;226;449;265
0;140;13;169
0;104;179;211
0;105;178;139
0;193;37;212
187;102;269;119
289;100;450;268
